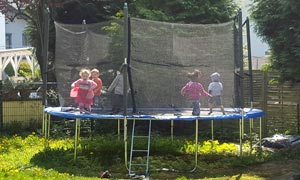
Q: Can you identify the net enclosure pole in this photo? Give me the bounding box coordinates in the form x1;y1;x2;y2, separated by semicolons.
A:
127;17;137;113
123;2;128;116
245;17;254;108
123;2;129;169
42;1;50;108
238;10;244;108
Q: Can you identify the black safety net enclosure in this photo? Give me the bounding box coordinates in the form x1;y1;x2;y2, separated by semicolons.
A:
54;17;236;110
54;20;124;106
130;18;235;109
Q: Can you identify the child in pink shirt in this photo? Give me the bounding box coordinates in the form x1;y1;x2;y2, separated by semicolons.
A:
71;68;97;113
181;69;212;116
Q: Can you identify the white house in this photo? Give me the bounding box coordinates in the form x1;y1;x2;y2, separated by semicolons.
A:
5;18;29;49
0;11;36;81
0;13;6;50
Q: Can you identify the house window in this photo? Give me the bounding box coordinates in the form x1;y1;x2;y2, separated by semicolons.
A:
22;33;30;47
6;33;12;49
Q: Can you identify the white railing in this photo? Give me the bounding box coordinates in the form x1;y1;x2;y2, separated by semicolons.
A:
0;47;38;80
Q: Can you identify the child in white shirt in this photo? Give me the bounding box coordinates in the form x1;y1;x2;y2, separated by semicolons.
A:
208;72;225;115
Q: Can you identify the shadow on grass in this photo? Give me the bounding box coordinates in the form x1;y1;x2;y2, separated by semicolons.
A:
30;138;126;177
30;148;101;177
29;136;265;179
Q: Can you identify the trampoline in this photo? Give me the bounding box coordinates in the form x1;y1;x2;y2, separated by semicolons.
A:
43;3;264;175
43;107;264;172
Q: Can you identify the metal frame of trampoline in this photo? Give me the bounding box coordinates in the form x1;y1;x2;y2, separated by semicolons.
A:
43;107;264;172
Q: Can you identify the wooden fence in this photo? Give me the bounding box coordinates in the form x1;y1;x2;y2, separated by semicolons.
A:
1;100;43;130
243;70;300;136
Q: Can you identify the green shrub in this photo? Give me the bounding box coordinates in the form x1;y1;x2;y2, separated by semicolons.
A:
18;61;32;78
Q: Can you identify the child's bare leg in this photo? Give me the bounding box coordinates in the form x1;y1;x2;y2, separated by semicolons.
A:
85;104;91;112
220;105;225;115
79;103;84;113
208;103;213;115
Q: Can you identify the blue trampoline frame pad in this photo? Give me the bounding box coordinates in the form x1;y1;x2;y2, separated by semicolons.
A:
43;107;264;172
43;107;264;120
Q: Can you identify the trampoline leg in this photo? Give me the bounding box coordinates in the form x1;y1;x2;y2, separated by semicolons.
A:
239;109;245;156
259;117;262;148
74;118;81;161
250;118;253;151
190;119;198;172
171;120;174;141
118;119;120;140
124;117;128;169
242;110;245;140
211;120;214;140
43;113;50;148
47;114;50;139
42;112;45;134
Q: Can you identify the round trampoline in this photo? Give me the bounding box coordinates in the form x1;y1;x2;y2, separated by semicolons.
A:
44;4;264;175
43;107;264;172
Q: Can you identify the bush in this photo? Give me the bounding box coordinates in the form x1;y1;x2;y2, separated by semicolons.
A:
18;61;32;78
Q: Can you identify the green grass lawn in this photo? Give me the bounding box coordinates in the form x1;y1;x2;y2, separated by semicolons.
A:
0;132;296;180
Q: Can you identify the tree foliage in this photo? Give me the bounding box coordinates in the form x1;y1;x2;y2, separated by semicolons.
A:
250;0;300;83
129;0;238;24
50;0;124;24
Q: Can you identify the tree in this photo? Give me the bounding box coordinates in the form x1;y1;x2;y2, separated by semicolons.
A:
250;0;300;83
0;0;124;82
129;0;238;23
50;0;124;24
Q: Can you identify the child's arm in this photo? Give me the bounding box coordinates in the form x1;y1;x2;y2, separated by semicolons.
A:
180;83;188;96
208;83;212;94
93;79;102;93
86;80;97;99
180;88;186;96
107;75;120;93
89;80;97;90
71;79;80;88
199;83;212;97
220;82;223;91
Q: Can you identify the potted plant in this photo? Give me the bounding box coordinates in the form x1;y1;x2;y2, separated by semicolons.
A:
2;79;19;100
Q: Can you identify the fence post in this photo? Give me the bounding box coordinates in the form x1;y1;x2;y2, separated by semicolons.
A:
297;103;299;134
262;71;268;136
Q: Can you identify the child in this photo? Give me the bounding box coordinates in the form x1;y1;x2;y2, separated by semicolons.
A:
181;69;212;116
107;66;129;114
71;68;97;113
208;72;225;115
91;68;103;109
